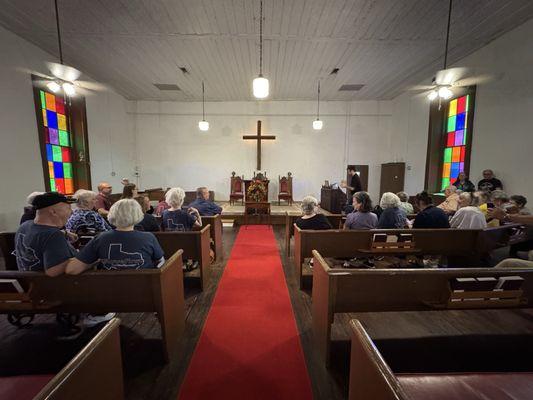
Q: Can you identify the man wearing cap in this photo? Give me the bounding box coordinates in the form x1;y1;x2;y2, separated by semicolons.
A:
95;182;113;217
14;192;76;277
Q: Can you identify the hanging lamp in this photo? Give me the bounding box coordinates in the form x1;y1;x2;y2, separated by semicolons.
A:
313;81;323;130
198;81;209;131
252;0;269;99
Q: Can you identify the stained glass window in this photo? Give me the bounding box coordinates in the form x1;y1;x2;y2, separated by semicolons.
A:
39;90;75;194
440;94;470;190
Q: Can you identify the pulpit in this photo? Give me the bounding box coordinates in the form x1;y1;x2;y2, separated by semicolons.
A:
244;173;269;202
320;187;347;214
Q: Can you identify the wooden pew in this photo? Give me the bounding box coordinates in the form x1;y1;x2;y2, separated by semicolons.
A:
0;231;16;270
294;227;482;289
201;215;223;261
0;251;185;362
154;226;211;290
312;250;533;366
33;318;124;400
284;212;343;256
348;319;533;400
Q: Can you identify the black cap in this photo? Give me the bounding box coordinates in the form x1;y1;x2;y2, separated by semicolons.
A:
32;192;75;210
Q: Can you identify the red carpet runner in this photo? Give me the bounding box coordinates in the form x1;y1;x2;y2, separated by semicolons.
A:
178;225;313;400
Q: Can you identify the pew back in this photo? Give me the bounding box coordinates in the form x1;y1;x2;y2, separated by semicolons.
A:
312;250;533;365
35;318;124;400
294;227;482;288
154;226;211;289
201;215;223;261
284;212;343;256
0;251;185;362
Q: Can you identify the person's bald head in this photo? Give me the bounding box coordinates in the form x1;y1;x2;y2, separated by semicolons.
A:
97;182;112;195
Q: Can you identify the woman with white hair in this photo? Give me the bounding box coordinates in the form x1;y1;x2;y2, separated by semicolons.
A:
437;185;460;214
20;191;44;224
66;199;165;274
295;196;332;230
65;189;111;234
450;192;487;229
161;187;201;231
377;192;407;229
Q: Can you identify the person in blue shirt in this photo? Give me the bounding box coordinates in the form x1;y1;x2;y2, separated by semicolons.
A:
66;189;111;234
66;199;165;273
188;187;222;216
161;187;202;231
412;191;451;229
14;192;76;276
377;192;407;229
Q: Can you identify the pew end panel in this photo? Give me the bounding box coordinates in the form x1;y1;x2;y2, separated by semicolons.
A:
154;226;212;290
34;318;124;400
0;231;17;270
348;319;407;400
202;215;223;261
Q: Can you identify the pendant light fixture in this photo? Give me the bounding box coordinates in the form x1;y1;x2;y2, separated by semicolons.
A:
427;0;454;101
198;81;209;131
313;81;323;130
47;0;77;96
252;0;269;99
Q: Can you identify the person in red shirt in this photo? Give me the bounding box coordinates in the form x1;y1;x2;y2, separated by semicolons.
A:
95;182;113;217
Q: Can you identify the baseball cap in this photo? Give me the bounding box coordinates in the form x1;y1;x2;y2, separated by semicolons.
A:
32;192;75;210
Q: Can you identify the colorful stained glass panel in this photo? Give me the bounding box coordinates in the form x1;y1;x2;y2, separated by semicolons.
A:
443;163;451;178
457;96;466;113
57;114;66;130
40;91;46;109
447;132;455;147
56;98;65;115
63;163;72;179
58;130;69;146
42;109;48;127
456;113;465;130
444;147;452;163
64;178;73;194
45;93;56;111
49;128;59;145
52;145;62;162
55;178;65;194
454;130;464;146
447;116;456;132
50;179;56;191
449;99;457;117
61;147;71;162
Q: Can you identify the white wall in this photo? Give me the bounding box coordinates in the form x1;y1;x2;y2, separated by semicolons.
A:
129;100;395;202
0;25;133;230
391;18;533;201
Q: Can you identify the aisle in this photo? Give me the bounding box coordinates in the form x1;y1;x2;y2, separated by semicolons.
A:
178;225;313;400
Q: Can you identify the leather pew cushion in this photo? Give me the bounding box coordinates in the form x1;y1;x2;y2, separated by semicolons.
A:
398;373;533;400
0;375;54;400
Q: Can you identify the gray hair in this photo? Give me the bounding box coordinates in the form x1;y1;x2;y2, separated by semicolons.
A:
459;192;473;207
165;187;185;208
301;196;318;215
73;189;97;209
396;191;409;202
380;192;401;209
26;191;44;205
108;199;144;228
491;190;509;202
445;185;457;193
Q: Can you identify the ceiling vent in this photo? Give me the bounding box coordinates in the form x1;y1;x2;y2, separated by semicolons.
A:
154;83;181;91
339;84;365;91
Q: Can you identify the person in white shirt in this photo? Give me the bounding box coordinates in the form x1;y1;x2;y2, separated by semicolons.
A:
450;192;487;229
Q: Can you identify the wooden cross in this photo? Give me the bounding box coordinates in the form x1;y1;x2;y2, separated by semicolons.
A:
243;120;276;170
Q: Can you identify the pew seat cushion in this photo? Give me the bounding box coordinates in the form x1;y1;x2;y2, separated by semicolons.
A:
0;375;54;400
398;372;533;400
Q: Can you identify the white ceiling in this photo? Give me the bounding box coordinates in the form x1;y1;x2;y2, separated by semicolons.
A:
0;0;532;101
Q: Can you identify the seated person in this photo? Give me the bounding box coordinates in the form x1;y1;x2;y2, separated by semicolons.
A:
20;191;43;224
413;191;450;228
134;195;160;232
161;187;202;231
155;190;171;216
437;185;460;214
396;191;414;215
450;192;487;229
490;210;533;268
95;181;113;217
66;189;111;234
344;191;378;230
66;199;165;274
14;192;76;276
477;169;503;192
189;186;222;216
452;171;475;192
377;192;407;229
295;196;333;230
121;183;138;199
508;195;531;215
486;190;510;227
474;190;490;216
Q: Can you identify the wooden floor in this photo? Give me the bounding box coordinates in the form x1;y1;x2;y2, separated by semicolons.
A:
1;226;533;399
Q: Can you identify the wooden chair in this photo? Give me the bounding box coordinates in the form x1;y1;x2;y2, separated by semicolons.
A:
0;251;185;362
278;173;293;205
229;172;244;205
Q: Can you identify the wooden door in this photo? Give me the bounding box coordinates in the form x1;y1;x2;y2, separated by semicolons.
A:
380;163;405;195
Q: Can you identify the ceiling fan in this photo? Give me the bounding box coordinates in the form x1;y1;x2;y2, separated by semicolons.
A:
39;0;106;96
409;0;498;102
